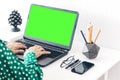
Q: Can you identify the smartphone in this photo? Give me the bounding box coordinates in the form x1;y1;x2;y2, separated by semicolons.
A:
71;61;94;74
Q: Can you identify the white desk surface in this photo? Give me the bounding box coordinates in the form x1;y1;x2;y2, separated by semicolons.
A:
0;26;24;42
42;42;120;80
1;27;120;80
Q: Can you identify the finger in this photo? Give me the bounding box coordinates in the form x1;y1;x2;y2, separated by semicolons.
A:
15;42;26;46
14;50;25;54
34;45;41;48
36;45;43;49
41;51;51;54
32;45;45;51
40;48;45;51
16;44;27;49
15;42;23;45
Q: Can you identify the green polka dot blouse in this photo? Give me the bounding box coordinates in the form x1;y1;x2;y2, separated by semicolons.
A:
0;40;43;80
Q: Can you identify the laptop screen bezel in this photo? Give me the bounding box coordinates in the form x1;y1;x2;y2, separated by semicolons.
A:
24;4;79;50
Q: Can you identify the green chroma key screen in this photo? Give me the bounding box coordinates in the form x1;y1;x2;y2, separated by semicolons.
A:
25;5;78;47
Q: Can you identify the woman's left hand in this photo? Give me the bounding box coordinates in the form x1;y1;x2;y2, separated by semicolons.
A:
7;42;27;54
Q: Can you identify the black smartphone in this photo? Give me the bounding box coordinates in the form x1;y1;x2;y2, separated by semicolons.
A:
71;61;94;74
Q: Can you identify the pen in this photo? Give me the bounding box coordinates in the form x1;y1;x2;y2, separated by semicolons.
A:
80;30;88;44
65;59;80;69
69;60;81;69
88;24;93;44
94;29;101;43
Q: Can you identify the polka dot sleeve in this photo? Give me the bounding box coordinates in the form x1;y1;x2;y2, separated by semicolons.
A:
0;40;43;80
24;51;37;65
24;51;43;79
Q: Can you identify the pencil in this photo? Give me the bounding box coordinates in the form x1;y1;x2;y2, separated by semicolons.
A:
80;30;88;44
88;24;93;44
94;29;101;43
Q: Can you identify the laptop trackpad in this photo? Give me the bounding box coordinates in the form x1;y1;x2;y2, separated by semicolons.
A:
38;57;53;66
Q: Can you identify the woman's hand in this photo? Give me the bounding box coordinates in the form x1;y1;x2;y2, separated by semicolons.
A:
27;45;51;58
7;42;27;54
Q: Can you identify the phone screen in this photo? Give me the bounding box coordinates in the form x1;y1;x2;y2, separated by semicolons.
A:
71;61;94;74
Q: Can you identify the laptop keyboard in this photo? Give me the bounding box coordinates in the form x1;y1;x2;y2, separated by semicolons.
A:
17;40;66;58
40;50;62;58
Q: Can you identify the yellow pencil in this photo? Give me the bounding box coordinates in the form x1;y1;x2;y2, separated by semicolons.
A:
94;29;101;43
88;24;93;44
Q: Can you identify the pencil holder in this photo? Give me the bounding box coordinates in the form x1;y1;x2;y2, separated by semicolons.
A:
82;43;100;59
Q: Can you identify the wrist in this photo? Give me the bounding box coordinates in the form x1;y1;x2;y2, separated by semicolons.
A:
24;50;38;58
24;50;31;58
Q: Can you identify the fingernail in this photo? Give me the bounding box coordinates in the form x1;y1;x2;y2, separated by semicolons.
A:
48;51;51;53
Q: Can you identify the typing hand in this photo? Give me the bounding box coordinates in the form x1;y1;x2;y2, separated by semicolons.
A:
27;45;51;58
7;42;27;54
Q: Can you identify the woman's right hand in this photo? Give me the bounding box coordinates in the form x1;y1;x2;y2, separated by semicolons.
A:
27;45;51;58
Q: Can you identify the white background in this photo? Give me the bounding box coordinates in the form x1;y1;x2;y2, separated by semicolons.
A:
0;0;120;80
0;0;120;50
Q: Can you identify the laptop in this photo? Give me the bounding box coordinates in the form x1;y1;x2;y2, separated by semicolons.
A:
16;4;79;67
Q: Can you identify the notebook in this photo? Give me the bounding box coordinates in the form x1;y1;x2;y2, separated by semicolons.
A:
16;4;79;67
